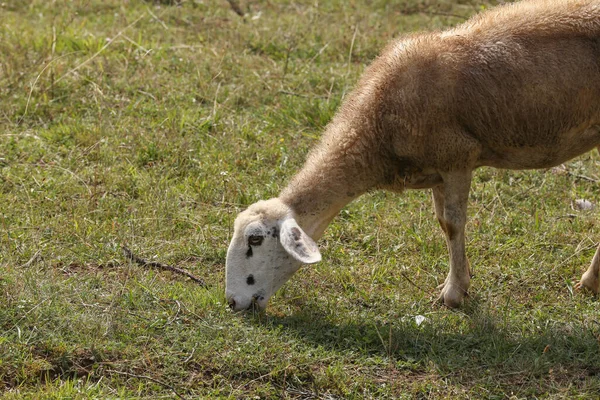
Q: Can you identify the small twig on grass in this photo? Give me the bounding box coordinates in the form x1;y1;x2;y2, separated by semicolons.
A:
147;7;169;30
183;345;196;363
400;271;429;294
226;0;245;17
106;369;187;400
21;250;42;268
556;214;578;220
566;171;600;183
122;246;206;286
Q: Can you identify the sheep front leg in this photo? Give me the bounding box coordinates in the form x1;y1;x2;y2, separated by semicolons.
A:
575;244;600;294
433;171;472;308
576;149;600;293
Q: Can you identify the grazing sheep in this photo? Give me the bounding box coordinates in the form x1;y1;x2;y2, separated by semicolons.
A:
226;0;600;311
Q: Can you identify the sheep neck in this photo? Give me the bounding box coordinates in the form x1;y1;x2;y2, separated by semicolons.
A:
279;123;384;240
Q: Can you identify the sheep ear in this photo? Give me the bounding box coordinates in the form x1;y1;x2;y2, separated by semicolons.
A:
280;219;322;264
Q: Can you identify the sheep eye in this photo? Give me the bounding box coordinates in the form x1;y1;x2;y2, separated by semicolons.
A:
248;235;264;246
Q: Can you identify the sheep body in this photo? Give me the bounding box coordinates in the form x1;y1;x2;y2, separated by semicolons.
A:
226;0;600;311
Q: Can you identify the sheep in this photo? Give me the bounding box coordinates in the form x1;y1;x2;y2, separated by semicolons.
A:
225;0;600;311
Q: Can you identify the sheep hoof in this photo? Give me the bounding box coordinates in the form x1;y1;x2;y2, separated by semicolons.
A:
574;271;599;294
436;282;467;308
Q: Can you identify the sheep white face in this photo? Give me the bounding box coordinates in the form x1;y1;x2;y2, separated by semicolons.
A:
225;199;321;312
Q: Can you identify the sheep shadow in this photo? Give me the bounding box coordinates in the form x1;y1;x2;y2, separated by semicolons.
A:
262;296;600;392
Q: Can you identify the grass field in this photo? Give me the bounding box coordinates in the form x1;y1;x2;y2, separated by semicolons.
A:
2;0;600;398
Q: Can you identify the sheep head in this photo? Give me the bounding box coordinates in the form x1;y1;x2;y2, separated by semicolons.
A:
225;198;321;311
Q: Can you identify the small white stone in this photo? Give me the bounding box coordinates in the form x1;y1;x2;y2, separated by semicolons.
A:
414;315;426;326
574;199;594;211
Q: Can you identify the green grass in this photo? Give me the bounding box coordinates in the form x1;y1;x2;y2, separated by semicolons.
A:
1;0;600;398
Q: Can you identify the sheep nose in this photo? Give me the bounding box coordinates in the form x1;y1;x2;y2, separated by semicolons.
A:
228;298;236;310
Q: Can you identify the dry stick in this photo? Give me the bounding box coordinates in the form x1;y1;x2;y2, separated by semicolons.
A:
21;250;42;268
106;369;187;400
226;0;245;17
400;271;429;294
566;171;599;183
122;246;206;286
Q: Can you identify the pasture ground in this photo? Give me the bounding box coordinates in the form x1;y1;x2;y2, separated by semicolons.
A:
1;0;600;398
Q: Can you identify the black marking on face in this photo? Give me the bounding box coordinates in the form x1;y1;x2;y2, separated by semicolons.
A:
246;246;253;258
271;227;279;238
246;275;255;285
248;235;264;246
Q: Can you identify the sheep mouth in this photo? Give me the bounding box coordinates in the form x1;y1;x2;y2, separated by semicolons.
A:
247;293;267;311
